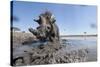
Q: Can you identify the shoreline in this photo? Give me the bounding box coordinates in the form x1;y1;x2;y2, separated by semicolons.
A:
60;37;97;40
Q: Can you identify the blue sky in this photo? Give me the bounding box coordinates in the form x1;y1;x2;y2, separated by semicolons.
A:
12;1;97;35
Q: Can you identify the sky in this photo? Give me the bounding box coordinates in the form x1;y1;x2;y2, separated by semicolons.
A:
11;1;97;35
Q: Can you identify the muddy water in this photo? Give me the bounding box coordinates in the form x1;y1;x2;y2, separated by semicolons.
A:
13;38;97;62
62;39;97;61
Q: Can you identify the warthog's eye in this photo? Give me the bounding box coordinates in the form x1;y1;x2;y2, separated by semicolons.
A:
47;26;50;30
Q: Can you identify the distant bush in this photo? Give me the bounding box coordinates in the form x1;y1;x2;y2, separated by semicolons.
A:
11;27;21;32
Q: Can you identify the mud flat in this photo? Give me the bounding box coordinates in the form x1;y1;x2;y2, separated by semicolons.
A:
13;42;89;66
11;32;97;66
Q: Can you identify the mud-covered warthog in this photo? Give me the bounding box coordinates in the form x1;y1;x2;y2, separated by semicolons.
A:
29;11;59;42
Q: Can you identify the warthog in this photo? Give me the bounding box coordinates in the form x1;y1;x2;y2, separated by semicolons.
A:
29;11;59;42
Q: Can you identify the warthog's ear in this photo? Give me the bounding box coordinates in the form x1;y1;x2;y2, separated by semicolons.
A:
34;19;41;25
50;15;56;23
34;19;38;22
50;18;56;23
